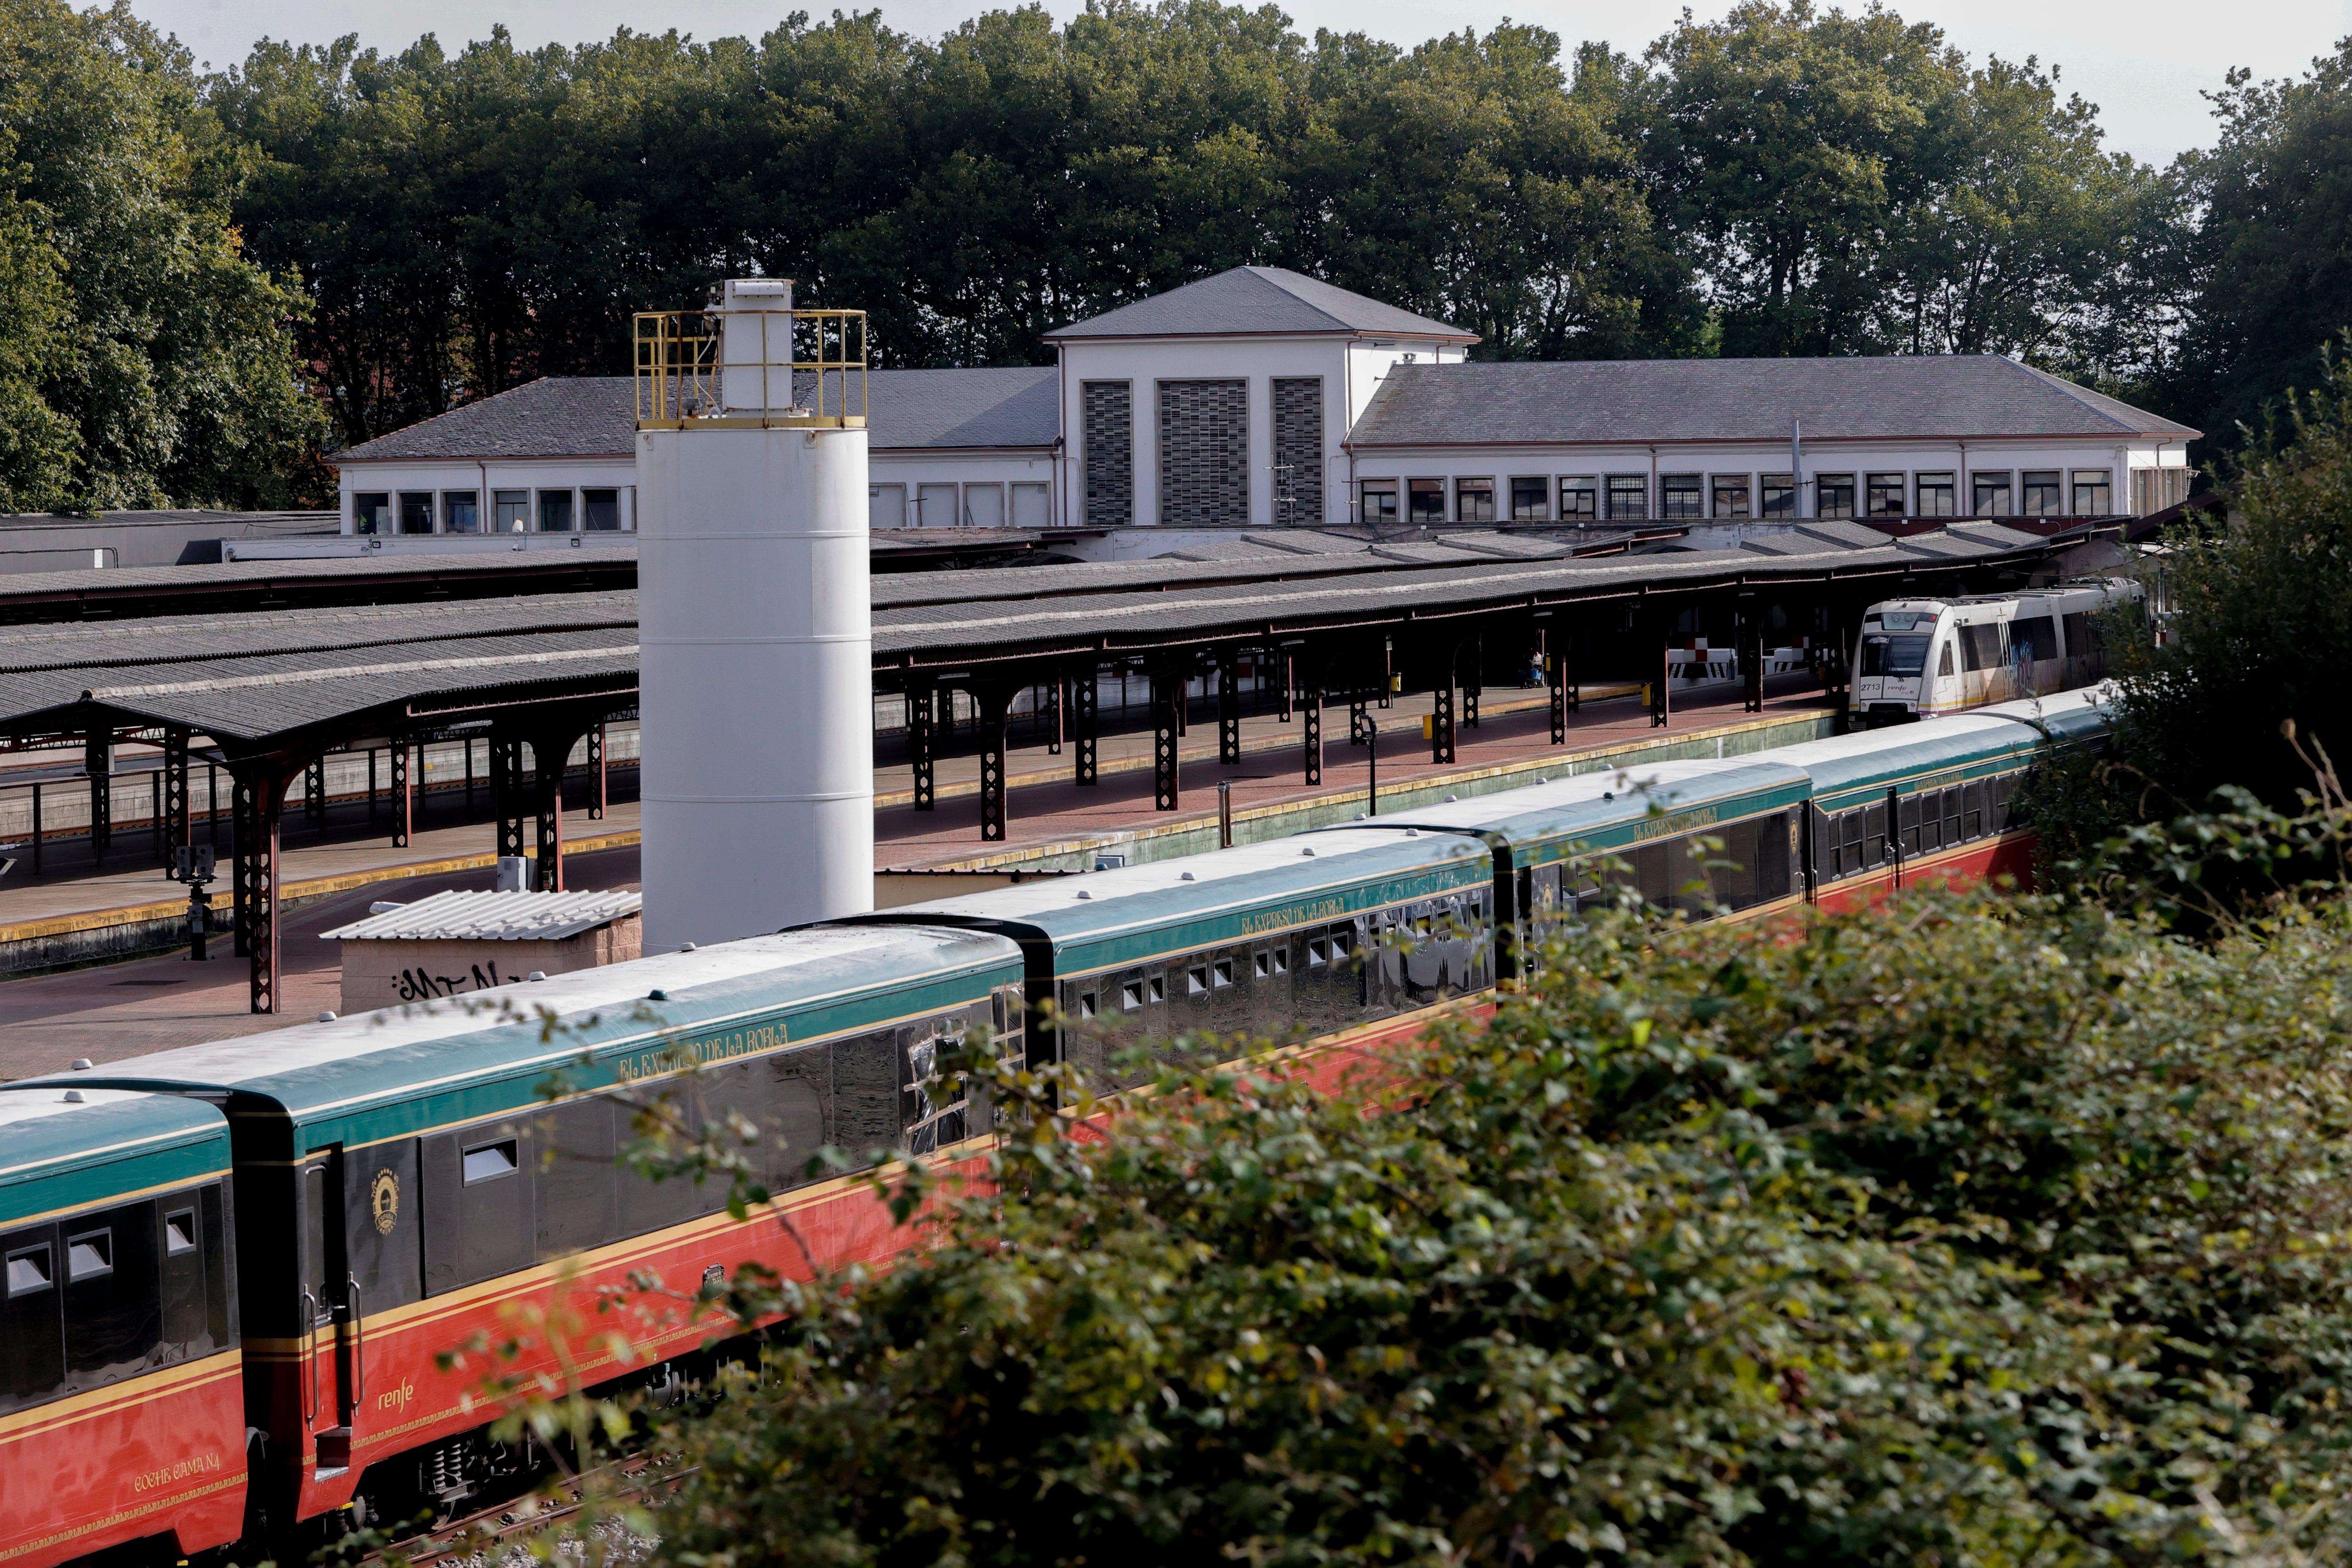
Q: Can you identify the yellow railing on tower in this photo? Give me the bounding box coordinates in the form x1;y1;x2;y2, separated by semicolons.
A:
632;309;868;430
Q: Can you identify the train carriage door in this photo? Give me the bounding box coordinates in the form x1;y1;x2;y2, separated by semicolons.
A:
297;1152;358;1472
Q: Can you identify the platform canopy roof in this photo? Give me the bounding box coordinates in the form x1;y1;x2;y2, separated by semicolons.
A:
0;517;2093;760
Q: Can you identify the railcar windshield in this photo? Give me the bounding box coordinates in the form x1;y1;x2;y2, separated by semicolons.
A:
1859;634;1931;677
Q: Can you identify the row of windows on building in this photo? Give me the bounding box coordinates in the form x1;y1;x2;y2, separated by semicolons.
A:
870;479;1053;529
353;487;630;535
1359;467;2145;525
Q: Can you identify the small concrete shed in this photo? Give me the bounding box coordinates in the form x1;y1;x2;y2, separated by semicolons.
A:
323;889;643;1013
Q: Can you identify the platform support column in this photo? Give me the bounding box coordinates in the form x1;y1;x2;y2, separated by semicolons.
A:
1430;660;1456;765
1218;655;1241;765
86;732;110;866
1152;667;1182;811
533;735;568;890
1278;652;1294;723
304;758;325;826
1379;637;1394;708
391;739;412;848
909;682;937;811
1541;623;1568;745
163;731;190;868
1463;633;1482;728
977;683;1014;843
1649;618;1672;728
231;767;288;1014
588;724;607;820
1740;603;1765;713
1301;659;1324;787
493;734;526;859
1048;676;1064;756
1072;663;1098;786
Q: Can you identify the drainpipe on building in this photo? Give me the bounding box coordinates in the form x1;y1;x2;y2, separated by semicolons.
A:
1790;419;1806;520
1343;343;1358;525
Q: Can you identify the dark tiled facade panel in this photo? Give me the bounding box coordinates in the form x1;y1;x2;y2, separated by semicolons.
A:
1158;378;1249;525
1271;377;1323;525
1083;382;1133;526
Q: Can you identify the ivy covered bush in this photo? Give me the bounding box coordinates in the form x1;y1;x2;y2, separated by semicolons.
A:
634;882;2352;1568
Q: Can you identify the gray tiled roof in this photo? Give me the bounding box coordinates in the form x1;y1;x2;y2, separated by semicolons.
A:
1348;356;2200;446
1045;267;1471;342
337;378;640;462
337;367;1058;464
860;366;1057;448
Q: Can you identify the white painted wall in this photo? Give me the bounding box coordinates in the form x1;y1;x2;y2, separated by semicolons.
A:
339;458;637;535
1348;437;2188;523
1057;331;1467;530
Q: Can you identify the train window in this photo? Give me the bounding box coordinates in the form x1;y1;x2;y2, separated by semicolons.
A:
1078;991;1098;1019
1960;622;2002;672
1938;644;1954;677
6;1242;49;1295
2010;616;2057;662
1308;938;1328;966
1214;958;1234;988
1758;812;1792;900
1859;635;1929;677
160;1202;207;1359
65;1230;111;1280
1253;952;1271;979
64;1202;160;1390
1188;964;1210;995
1122;982;1144;1011
1963;783;1985;839
1269;947;1287;974
463;1140;518;1184
1944;788;1963;847
424;1129;533;1293
0;1227;63;1410
1148;975;1166;1003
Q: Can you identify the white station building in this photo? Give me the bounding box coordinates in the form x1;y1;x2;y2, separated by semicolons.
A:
317;266;2198;555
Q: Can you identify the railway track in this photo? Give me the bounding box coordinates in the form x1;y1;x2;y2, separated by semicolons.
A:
380;1454;688;1568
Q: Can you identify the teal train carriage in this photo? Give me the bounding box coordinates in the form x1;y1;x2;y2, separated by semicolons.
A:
0;1089;245;1568
1354;759;1814;980
1771;687;2111;907
847;828;1496;1089
23;924;1023;1546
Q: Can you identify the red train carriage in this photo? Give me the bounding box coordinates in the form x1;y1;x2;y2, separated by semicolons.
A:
39;925;1023;1543
0;1089;244;1568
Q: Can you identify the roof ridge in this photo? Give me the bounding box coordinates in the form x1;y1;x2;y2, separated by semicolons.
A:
1988;354;2134;435
1245;266;1354;332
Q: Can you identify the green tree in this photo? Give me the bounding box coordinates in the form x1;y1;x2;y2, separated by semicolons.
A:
2103;344;2352;815
0;0;321;508
2161;41;2352;455
1635;0;1965;357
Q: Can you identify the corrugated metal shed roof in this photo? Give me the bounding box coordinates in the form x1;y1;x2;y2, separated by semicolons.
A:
1348;356;2199;446
1045;267;1472;342
321;888;642;942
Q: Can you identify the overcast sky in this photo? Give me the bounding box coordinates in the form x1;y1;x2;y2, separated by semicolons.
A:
139;0;2352;167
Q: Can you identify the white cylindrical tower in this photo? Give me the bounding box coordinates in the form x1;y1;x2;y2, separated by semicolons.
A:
636;279;874;950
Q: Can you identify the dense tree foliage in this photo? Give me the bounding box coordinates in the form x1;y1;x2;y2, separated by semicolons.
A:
0;0;320;509
2016;344;2352;854
195;0;2273;456
585;871;2352;1567
15;0;2352;494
